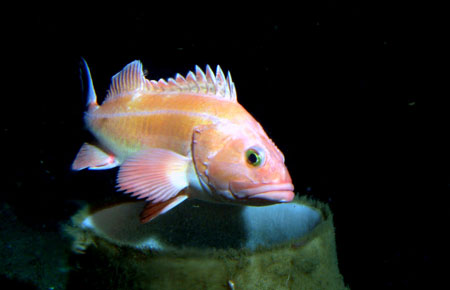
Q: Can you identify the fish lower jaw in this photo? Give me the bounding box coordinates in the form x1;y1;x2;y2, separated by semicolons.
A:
230;182;295;203
247;191;295;202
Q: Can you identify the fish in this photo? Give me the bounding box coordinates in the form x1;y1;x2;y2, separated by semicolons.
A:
72;59;294;223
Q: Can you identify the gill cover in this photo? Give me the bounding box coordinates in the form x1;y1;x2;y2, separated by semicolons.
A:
192;124;233;196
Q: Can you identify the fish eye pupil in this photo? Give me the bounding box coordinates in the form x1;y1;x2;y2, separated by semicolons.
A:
248;152;258;164
246;149;262;166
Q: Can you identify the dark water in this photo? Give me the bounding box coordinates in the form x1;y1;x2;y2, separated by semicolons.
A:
3;3;433;289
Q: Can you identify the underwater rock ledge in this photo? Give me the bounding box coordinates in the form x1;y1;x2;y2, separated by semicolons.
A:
64;197;348;290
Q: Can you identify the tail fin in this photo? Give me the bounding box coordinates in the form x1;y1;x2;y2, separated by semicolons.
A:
80;58;99;112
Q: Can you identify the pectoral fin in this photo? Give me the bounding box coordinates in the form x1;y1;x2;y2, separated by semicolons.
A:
117;148;190;221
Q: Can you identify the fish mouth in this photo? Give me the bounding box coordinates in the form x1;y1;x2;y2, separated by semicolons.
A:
230;182;295;202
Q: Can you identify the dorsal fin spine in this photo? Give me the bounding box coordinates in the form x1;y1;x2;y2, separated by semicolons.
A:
224;73;231;98
205;65;216;95
167;78;180;91
216;66;225;83
216;66;226;97
149;80;159;91
185;71;198;93
175;73;186;83
194;66;207;94
158;79;169;91
195;65;206;82
226;71;237;102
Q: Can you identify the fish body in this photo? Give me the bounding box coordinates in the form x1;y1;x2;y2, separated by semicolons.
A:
73;60;294;222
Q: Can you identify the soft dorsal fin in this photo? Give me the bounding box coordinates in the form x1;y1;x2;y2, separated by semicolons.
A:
145;64;237;102
104;60;146;102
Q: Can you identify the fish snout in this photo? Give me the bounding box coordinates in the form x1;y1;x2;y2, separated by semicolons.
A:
229;182;295;203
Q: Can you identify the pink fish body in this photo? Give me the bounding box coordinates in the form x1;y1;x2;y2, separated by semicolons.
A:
73;60;294;222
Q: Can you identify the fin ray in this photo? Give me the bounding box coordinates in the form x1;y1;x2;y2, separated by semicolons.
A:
105;60;146;102
72;143;119;170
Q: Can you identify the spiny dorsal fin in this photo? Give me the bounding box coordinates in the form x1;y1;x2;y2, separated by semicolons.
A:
104;61;238;103
145;64;237;102
105;60;146;102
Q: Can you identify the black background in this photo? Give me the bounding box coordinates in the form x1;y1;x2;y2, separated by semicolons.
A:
3;2;433;289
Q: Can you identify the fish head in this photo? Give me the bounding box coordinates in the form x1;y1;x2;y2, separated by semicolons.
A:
193;123;294;205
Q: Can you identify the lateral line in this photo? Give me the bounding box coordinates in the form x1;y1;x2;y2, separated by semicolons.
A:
87;109;225;124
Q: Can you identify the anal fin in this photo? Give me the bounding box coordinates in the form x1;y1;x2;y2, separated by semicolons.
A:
140;194;188;223
72;142;119;170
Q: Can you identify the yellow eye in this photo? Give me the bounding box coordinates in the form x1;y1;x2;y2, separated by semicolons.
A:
245;148;264;167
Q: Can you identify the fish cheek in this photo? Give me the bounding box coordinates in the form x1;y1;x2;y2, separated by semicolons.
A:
207;139;254;190
192;125;249;192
